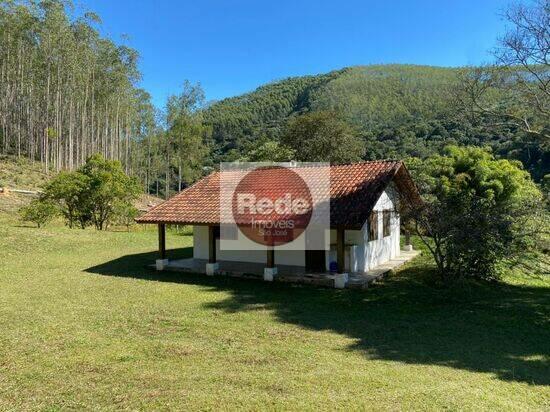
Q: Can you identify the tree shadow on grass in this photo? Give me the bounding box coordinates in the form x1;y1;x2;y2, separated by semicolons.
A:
86;251;550;386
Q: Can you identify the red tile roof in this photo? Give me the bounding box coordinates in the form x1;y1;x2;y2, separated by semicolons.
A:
136;161;420;229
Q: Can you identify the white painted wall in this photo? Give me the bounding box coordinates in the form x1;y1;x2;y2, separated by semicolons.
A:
362;184;400;272
193;225;209;260
324;184;401;273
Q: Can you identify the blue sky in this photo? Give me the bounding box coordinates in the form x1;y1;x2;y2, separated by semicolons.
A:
83;0;510;108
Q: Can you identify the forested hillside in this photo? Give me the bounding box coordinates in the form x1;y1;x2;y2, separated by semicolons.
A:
205;64;458;147
203;69;347;157
205;65;547;180
0;0;156;175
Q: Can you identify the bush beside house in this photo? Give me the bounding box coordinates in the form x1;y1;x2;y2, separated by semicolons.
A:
405;146;546;283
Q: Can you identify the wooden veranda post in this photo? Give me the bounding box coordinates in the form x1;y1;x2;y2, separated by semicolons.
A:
208;225;216;263
267;248;275;268
158;223;166;260
336;227;345;274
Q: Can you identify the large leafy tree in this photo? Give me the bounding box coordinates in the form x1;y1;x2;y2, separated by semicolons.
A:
405;146;546;282
281;111;365;164
79;154;141;230
43;170;92;229
43;154;140;230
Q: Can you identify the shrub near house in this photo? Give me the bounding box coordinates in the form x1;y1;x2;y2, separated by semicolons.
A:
405;146;545;282
19;199;58;228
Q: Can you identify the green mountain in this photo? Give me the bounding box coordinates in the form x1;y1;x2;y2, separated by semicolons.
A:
203;68;347;156
203;64;547;180
204;65;460;154
309;65;458;126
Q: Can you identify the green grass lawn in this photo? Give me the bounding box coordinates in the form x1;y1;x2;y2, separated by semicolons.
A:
0;213;549;410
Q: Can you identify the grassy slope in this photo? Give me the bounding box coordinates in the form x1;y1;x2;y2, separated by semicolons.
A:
0;156;164;214
0;212;548;410
0;155;51;213
0;155;50;190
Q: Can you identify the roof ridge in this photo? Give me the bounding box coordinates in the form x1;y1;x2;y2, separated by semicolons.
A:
214;160;401;171
136;159;417;227
328;159;401;167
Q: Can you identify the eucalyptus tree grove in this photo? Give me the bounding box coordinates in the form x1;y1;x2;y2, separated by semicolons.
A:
0;0;156;174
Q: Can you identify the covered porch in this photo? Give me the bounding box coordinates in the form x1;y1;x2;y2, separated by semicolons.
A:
154;223;419;289
151;251;419;289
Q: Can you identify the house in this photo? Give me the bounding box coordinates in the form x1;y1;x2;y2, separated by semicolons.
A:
136;161;421;288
